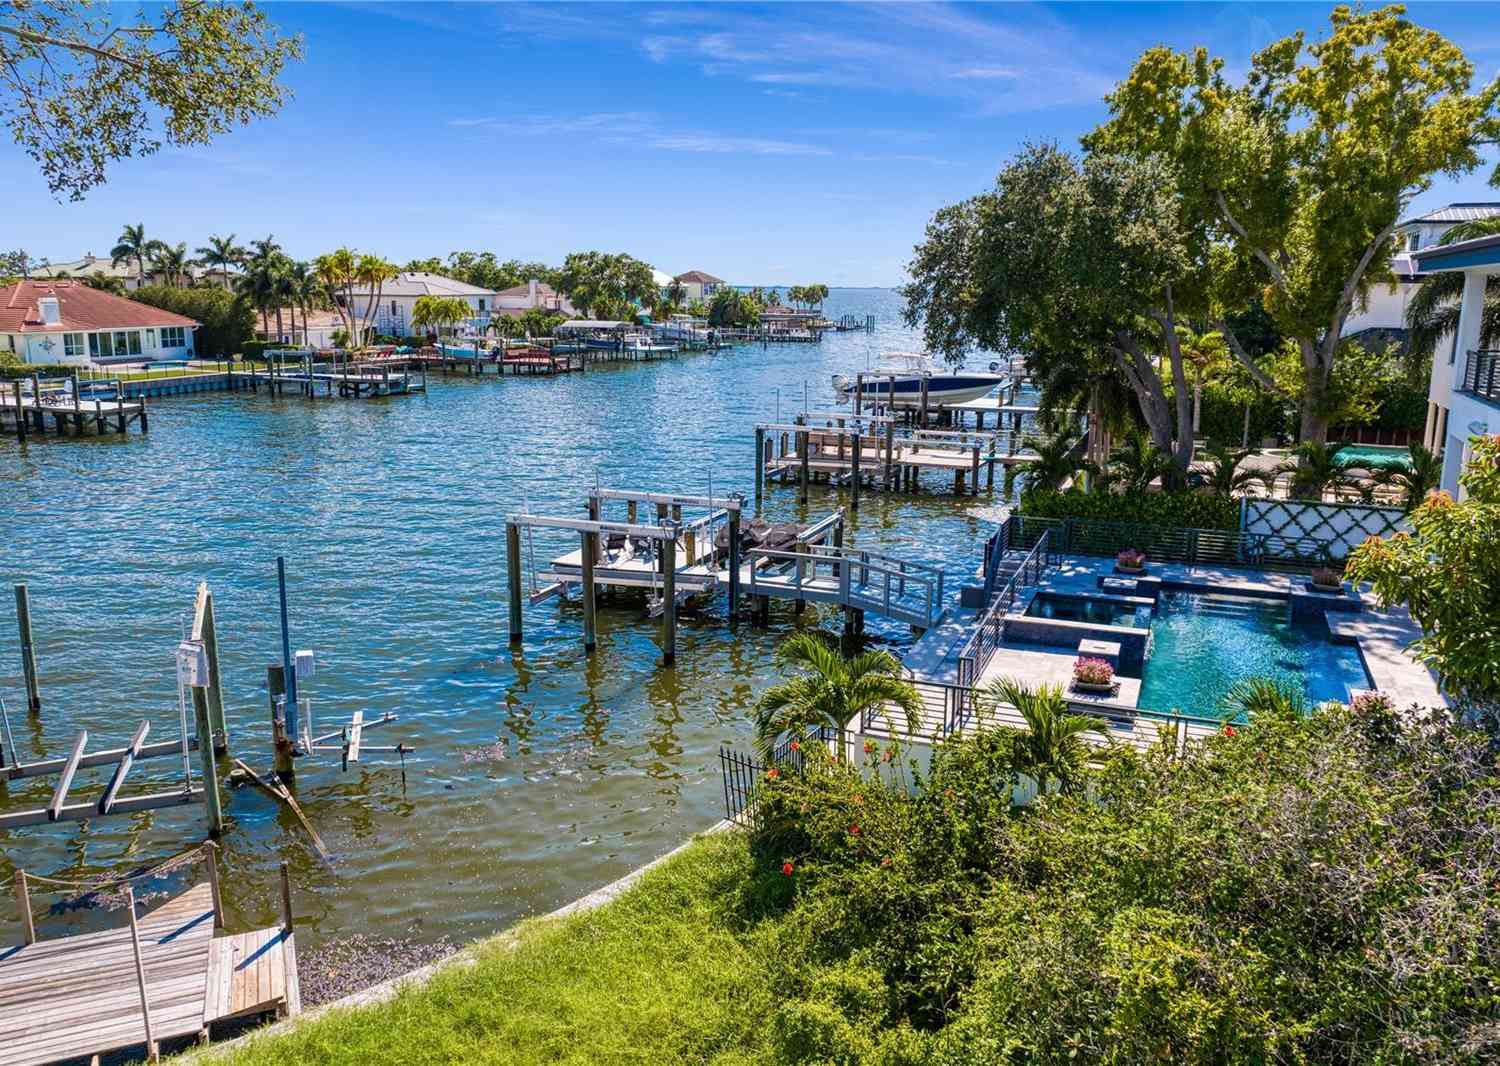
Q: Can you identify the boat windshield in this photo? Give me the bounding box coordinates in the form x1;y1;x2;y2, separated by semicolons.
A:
870;351;937;374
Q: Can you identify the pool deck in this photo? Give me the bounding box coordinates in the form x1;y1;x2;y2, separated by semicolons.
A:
907;554;1446;713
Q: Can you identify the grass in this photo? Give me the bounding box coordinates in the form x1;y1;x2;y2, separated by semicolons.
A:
192;831;764;1066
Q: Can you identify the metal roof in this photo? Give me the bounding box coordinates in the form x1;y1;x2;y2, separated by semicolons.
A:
1402;202;1500;226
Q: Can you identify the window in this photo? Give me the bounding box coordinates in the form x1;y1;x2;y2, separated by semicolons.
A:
89;332;111;358
112;330;142;356
390;300;398;316
63;333;84;359
160;326;185;348
477;298;486;312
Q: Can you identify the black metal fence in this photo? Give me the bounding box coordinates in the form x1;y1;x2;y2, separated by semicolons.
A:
1010;514;1345;571
718;727;854;825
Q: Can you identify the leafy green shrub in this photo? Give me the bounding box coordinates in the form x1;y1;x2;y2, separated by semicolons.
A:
1020;488;1240;530
0;363;78;380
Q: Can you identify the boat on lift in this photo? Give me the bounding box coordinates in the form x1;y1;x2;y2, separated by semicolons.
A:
832;352;1005;408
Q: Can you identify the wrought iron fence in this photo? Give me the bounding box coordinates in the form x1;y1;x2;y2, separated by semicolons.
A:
1462;349;1500;405
718;727;854;825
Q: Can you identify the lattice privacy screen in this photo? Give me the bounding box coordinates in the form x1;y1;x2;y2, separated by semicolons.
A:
1241;499;1410;560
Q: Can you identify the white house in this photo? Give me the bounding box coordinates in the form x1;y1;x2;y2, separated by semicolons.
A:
493;279;577;317
1343;202;1500;337
1411;232;1500;498
255;307;345;349
672;270;726;304
340;272;500;337
0;279;198;364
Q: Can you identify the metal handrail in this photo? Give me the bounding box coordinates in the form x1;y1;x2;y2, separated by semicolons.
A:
745;545;944;626
955;528;1053;693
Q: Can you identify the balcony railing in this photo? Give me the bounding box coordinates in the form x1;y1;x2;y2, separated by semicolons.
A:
1461;350;1500;406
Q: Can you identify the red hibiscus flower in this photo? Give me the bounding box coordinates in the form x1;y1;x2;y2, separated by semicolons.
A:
781;861;794;876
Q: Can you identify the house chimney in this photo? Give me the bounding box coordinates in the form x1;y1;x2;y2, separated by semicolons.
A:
529;278;538;306
38;296;61;326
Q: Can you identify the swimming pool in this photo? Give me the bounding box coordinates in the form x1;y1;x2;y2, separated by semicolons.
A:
1024;592;1148;628
1138;591;1371;715
1334;444;1413;471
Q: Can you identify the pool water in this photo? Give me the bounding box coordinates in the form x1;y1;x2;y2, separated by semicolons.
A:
1024;592;1147;628
1334;444;1413;471
1137;591;1371;715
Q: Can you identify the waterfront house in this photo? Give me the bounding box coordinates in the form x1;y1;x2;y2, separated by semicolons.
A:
29;253;237;290
339;271;499;337
1343;202;1500;339
1411;230;1500;497
493;279;577;317
673;270;726;303
255;307;346;349
0;279;199;364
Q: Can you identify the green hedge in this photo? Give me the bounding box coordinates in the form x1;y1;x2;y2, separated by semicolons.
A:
1020;488;1240;530
0;363;80;380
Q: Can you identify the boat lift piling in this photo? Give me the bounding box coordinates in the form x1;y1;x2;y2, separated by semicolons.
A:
14;583;41;713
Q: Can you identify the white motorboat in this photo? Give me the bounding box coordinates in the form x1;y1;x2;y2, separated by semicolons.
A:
833;352;1006;408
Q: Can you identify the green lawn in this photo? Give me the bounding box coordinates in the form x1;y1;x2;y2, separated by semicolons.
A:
195;831;764;1066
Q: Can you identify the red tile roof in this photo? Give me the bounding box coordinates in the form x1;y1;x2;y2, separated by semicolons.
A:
0;279;199;333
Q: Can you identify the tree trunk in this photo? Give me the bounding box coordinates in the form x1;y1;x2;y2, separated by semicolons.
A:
275;307;285;344
1193;368;1203;435
1297;339;1331;449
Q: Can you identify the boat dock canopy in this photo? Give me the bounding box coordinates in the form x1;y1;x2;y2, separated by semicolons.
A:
556;320;629;331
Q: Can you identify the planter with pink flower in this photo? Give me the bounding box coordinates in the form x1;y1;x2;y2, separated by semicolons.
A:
1072;655;1117;695
1309;566;1345;594
1115;548;1147;575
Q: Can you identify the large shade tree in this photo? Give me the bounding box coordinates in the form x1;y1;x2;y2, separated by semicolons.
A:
0;1;302;199
558;252;656;318
903;144;1205;483
1085;4;1500;449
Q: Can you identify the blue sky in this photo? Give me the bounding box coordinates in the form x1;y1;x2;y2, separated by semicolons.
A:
5;1;1499;287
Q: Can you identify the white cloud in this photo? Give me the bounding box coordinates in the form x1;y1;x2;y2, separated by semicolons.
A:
449;111;830;158
950;67;1021;80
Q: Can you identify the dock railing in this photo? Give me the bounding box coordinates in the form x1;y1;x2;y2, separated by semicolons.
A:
955;528;1054;692
745;544;944;628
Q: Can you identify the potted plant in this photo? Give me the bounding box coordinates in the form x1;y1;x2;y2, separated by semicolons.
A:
1072;656;1116;694
1310;565;1345;593
1115;548;1147;575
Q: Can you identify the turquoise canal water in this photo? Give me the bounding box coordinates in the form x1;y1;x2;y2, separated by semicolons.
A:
0;289;1011;956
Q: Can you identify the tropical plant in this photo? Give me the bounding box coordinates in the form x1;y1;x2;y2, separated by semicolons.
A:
1224;676;1306;719
411;295;472;339
82;274;126;295
753;632;923;759
975;677;1105;794
148;241;192;287
195;234;246;289
1347;435;1500;709
1191;444;1268;497
283;261;324;348
315;248;399;350
110;223;160;282
1405;216;1500;361
664;279;686;309
557;251;655;318
1004;424;1083;495
1177;326;1229;435
1374;442;1443;512
1279;441;1354;501
1105;430;1171;494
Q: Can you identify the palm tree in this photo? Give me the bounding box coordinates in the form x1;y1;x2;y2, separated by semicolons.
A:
1004;424;1084;495
284;262;324;348
1278;441;1353;501
1191;444;1269;497
977;678;1106;796
1224;676;1305;719
195;234;246;290
412;295;472;341
110;223;160;284
1405;217;1500;361
148;242;193;287
1375;442;1443;511
1177;327;1229;435
753;632;924;759
1106;430;1171;494
236;260;279;337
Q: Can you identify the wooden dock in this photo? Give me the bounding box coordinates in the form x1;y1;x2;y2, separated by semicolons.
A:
0;869;298;1066
2;384;147;439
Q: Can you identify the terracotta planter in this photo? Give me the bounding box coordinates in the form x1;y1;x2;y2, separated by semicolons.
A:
1072;680;1115;695
1310;581;1344;594
1115;564;1145;575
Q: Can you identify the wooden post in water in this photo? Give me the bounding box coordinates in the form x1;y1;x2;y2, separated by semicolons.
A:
727;508;742;619
14;583;40;713
883;418;896;492
203;842;225;930
195;690;224;837
797;417;809;505
850;433;862;511
919;376;930;430
125;884;159;1063
279;860;295;932
853;373;863;416
268;663;294;779
194;584;228;754
753;426;765;508
506;522;523;646
970;443;981;496
12;380;25;442
15;869;35;944
660;534;677;665
580;530;598;653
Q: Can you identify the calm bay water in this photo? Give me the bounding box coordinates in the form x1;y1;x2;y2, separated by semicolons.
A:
0;289;1005;954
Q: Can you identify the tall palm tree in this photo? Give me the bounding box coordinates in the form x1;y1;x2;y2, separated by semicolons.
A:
1279;441;1354;501
236;260;278;337
148;242;193;287
195;234;246;290
753;632;924;759
412;295;472;340
1405;217;1500;361
1177;327;1229;435
285;262;324;348
110;223;160;284
977;678;1106;796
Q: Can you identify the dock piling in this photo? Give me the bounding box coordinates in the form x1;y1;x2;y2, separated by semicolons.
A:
268;664;294;779
727;509;742;618
14;583;41;713
754;426;765;508
15;869;35;944
797;417;809;505
194;693;224;836
661;535;676;666
506;523;523;646
124;885;159;1063
580;530;598;652
850;433;862;511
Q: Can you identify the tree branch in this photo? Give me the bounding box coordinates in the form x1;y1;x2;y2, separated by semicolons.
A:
1216;317;1285;395
1215;189;1287;292
0;24;147;72
1322;217;1401;365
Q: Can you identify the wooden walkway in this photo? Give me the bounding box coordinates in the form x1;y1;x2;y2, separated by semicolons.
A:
0;882;296;1065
